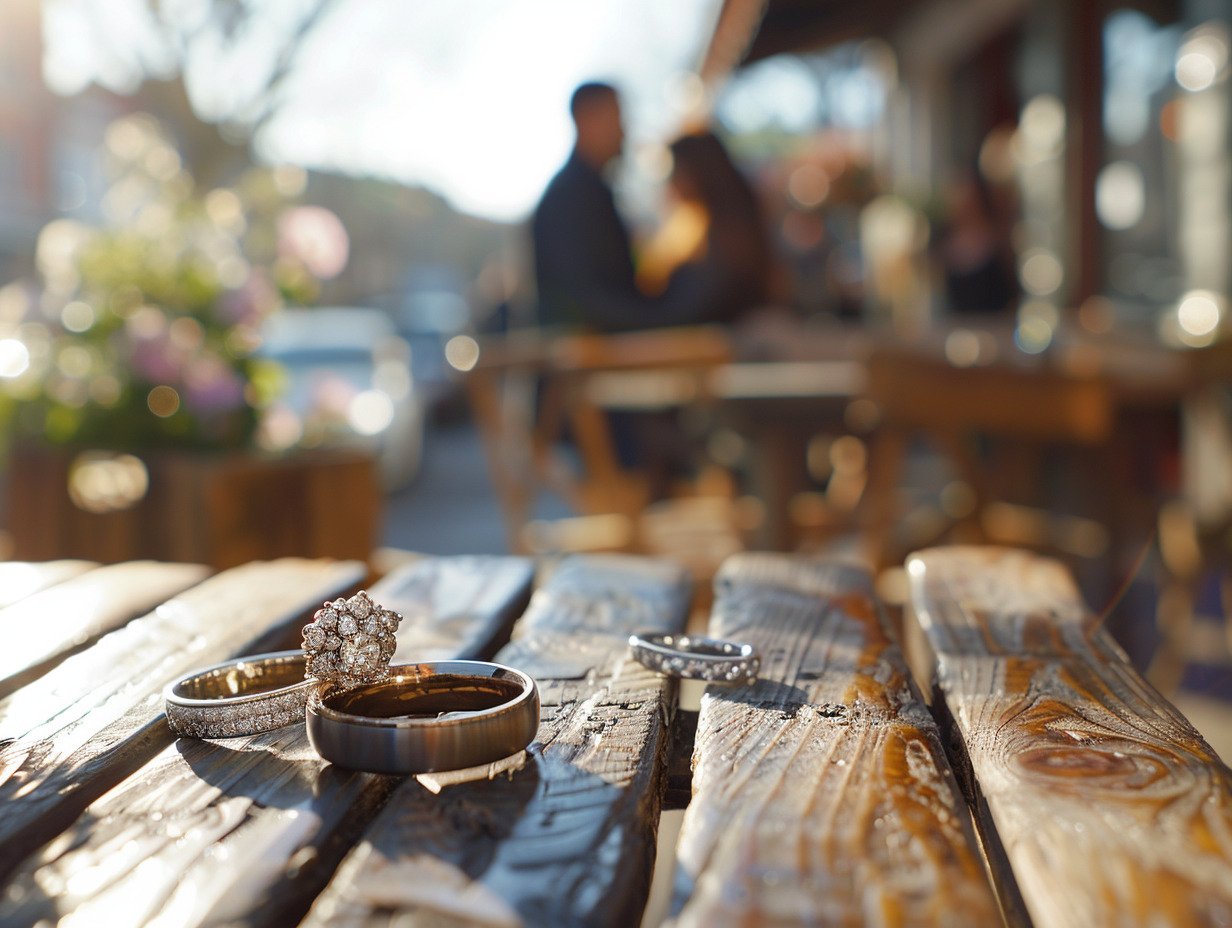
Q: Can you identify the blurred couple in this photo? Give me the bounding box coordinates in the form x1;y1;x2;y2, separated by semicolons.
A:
533;82;771;333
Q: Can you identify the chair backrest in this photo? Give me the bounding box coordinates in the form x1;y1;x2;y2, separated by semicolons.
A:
465;326;734;553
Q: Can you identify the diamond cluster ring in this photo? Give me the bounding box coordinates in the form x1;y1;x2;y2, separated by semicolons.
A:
628;632;760;684
164;590;403;740
164;594;542;774
301;590;403;687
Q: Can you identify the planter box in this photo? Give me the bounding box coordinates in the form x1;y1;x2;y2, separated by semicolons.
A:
8;446;380;569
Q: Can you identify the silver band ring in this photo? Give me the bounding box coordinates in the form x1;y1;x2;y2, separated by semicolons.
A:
305;660;540;774
164;650;314;739
628;632;760;684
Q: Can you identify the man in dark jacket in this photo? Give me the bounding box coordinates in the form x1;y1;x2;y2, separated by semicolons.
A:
532;83;661;332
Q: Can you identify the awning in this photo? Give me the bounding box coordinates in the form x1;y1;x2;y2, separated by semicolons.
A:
700;0;919;81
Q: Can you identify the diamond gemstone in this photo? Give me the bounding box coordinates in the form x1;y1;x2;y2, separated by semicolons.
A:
303;594;399;687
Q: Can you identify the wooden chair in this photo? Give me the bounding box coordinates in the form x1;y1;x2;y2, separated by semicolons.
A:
463;326;741;568
861;341;1118;572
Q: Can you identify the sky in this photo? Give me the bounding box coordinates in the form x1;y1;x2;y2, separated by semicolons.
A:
41;0;724;222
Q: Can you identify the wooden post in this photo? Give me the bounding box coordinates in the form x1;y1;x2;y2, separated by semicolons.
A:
1068;0;1104;306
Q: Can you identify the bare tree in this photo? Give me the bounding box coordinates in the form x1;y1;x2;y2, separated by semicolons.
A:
45;0;338;182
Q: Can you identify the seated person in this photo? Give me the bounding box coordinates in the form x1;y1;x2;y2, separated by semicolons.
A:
533;83;673;333
640;131;774;325
937;175;1017;316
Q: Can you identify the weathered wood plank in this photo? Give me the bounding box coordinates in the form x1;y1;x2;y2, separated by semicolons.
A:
383;555;535;662
0;557;364;886
0;560;211;698
0;560;97;609
0;556;535;928
909;546;1232;928
667;552;1000;927
299;553;692;928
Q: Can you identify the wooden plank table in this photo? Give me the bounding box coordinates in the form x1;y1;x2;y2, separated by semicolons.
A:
908;546;1232;928
669;553;999;927
1;548;1229;927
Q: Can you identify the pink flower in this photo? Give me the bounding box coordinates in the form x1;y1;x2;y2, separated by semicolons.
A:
216;269;281;327
128;334;182;384
184;355;245;413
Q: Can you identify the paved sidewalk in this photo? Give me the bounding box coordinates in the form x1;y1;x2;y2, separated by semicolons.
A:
382;422;570;555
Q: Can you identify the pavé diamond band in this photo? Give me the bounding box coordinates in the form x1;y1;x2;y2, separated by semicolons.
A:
628;632;760;684
305;660;540;774
164;650;314;738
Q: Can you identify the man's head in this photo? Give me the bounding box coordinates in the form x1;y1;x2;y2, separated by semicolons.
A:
571;82;624;169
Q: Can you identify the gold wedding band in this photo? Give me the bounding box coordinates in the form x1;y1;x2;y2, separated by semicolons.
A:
305;660;540;774
164;650;314;738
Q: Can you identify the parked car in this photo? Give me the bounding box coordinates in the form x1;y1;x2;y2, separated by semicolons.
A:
259;307;424;490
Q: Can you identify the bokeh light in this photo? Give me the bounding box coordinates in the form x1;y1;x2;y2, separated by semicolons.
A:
445;335;480;372
277;206;349;280
1095;161;1145;230
1177;26;1229;91
787;165;830;209
1019;249;1064;296
347;390;396;435
60;301;95;333
1015;94;1066;165
67;452;149;514
0;340;31;378
1177;290;1222;338
944;329;982;368
147;385;181;417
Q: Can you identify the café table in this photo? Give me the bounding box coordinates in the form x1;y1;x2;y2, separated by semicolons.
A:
1;546;1229;927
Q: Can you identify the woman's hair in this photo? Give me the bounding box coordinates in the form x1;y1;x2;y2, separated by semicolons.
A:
668;131;771;308
669;132;760;223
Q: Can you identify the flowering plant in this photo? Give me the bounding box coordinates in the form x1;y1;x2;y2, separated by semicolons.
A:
0;113;324;451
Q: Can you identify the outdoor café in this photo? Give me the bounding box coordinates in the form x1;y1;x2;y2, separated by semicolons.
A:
1;0;1231;926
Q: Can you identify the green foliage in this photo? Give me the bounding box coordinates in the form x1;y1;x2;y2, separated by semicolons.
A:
0;113;323;452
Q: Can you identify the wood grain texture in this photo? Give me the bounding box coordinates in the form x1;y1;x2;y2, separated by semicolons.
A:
0;557;364;886
0;556;534;928
9;447;380;569
0;560;97;609
383;556;535;662
908;546;1232;928
300;553;693;928
670;552;1000;928
0;560;210;698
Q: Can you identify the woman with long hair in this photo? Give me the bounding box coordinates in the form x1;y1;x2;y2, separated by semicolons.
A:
644;131;773;324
